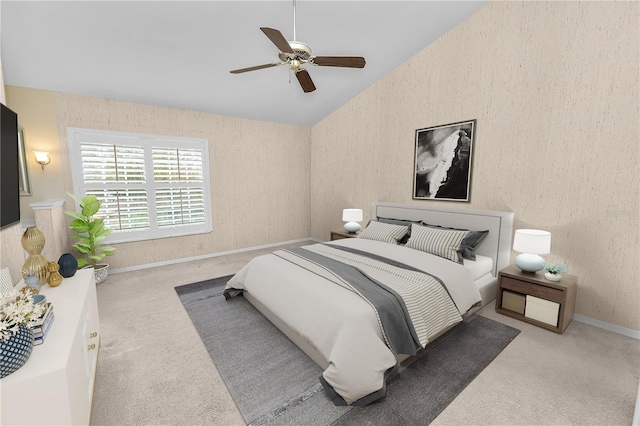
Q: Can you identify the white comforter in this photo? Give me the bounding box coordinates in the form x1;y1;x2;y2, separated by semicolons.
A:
225;238;481;405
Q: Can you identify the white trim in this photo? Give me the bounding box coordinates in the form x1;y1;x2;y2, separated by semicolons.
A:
109;238;316;274
29;199;65;210
573;313;640;340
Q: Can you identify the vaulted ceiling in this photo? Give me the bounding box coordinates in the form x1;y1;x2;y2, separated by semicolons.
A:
1;1;486;127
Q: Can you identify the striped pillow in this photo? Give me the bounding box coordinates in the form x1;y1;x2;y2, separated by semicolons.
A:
358;220;409;245
405;223;470;263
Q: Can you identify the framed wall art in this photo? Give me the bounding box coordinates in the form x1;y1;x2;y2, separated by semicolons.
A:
413;119;475;202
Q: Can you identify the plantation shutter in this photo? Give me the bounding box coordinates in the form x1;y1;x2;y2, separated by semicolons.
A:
68;128;212;244
80;143;150;231
152;148;206;227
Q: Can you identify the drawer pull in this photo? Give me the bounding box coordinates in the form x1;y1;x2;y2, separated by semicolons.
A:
87;343;96;350
88;332;98;339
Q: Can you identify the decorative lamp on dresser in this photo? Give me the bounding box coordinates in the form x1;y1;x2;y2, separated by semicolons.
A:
495;264;577;333
1;268;100;425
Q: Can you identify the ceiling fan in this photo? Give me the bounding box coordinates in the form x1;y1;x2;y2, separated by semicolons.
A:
229;1;366;93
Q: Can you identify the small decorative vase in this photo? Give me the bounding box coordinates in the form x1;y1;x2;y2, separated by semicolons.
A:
544;272;561;282
24;275;41;293
0;324;34;378
58;253;78;278
46;262;63;288
94;264;109;284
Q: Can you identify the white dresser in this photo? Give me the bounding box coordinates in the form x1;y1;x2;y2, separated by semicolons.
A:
1;269;100;425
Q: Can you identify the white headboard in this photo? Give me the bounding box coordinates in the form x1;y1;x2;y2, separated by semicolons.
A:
372;202;514;276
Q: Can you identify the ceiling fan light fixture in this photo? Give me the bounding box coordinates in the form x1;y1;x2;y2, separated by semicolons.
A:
290;59;301;71
228;1;365;93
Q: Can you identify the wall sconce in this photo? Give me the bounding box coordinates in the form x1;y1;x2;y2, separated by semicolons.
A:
34;151;50;170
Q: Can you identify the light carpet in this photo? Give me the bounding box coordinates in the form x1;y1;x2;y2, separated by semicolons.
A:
176;276;520;425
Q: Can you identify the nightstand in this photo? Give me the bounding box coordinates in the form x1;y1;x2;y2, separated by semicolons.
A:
330;229;359;241
495;264;577;333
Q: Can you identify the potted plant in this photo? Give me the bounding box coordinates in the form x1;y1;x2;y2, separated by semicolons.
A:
65;194;115;284
0;288;47;378
542;262;568;282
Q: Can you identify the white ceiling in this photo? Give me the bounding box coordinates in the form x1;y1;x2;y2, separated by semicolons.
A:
1;1;486;127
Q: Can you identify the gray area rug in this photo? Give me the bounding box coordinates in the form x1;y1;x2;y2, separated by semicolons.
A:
176;276;520;425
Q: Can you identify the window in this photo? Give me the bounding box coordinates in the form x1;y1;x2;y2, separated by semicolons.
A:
68;128;212;244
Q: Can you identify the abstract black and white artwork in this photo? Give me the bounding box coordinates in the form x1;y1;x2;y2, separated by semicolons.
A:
413;120;475;201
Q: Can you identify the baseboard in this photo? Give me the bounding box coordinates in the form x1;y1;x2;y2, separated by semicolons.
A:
573;314;640;340
109;237;315;275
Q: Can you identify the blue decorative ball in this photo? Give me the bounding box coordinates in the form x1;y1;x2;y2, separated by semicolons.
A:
58;253;78;278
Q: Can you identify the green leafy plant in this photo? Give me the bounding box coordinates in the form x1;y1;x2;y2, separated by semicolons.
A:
543;262;568;275
65;193;115;269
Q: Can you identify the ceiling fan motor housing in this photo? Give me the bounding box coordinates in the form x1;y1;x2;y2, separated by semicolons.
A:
279;41;312;71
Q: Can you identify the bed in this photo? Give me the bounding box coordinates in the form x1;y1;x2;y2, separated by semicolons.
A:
224;202;514;406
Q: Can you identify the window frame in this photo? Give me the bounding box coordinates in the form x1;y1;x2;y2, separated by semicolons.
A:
68;127;212;244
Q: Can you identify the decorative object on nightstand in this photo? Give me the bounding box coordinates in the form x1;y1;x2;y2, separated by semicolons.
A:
543;262;568;282
342;208;363;233
512;229;551;273
21;227;49;285
495;264;577;333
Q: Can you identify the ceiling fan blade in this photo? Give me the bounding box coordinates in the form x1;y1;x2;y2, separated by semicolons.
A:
295;69;316;93
313;56;366;68
229;63;282;74
260;27;294;54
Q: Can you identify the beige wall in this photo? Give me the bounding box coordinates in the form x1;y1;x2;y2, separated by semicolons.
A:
5;88;311;271
311;1;639;330
5;87;62;221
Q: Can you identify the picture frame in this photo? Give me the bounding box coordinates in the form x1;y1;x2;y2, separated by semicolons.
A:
18;125;32;196
413;119;475;202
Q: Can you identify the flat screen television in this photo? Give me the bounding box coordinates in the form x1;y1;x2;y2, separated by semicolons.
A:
1;103;20;229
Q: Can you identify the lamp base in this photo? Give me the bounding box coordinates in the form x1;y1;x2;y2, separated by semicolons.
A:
515;253;545;273
344;222;361;233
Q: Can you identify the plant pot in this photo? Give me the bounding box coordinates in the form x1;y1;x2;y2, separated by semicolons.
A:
93;264;109;284
544;272;561;282
0;324;34;378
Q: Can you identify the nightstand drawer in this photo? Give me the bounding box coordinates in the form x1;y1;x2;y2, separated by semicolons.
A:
500;276;564;303
502;290;526;314
525;295;560;327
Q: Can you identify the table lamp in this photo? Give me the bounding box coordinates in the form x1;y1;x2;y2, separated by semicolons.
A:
513;229;551;272
342;209;363;233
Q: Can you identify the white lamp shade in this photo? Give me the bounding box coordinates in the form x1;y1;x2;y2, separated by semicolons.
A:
513;229;551;254
342;209;363;222
342;208;363;233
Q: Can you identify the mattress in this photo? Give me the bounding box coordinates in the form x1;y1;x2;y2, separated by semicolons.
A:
463;254;494;280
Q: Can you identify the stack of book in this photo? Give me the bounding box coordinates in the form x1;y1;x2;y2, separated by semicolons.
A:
32;303;55;346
